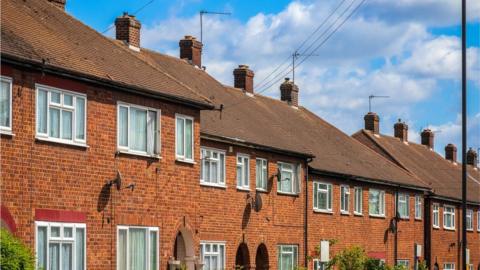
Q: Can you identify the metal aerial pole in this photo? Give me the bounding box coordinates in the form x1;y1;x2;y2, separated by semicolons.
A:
461;0;467;269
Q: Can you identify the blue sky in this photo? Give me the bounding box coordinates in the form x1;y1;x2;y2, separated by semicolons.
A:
67;0;480;159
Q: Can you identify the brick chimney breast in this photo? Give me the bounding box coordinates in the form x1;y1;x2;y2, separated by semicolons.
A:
233;65;254;93
467;148;478;166
364;112;380;135
394;119;408;142
48;0;66;10
179;36;203;67
445;144;457;162
280;78;299;107
421;129;434;149
115;13;141;50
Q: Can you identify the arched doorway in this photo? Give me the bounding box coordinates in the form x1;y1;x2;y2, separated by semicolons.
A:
173;228;195;270
255;244;269;270
235;243;250;270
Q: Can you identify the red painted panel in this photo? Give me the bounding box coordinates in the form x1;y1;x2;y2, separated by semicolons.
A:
35;209;86;223
368;251;386;259
1;205;17;232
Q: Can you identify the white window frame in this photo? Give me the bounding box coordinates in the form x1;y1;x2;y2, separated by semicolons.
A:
477;211;480;232
277;162;300;195
443;263;455;270
35;221;86;270
340;185;350;214
116;225;159;270
432;203;440;228
35;84;87;146
369;189;386;217
256;158;268;191
237;154;250;190
466;209;473;231
313;182;333;213
117;102;161;157
397;260;410;268
277;245;298;270
200;147;226;187
354;187;363;215
415;195;422;220
175;114;194;162
199;241;226;270
0;76;13;134
397;193;410;219
313;259;327;270
443;205;455;230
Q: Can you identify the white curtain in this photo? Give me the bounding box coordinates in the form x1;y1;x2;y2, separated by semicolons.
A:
130;108;147;152
76;98;85;140
0;81;10;127
176;118;184;156
37;226;47;269
129;228;146;270
237;161;243;187
118;229;127;270
37;90;48;133
62;243;73;270
370;191;379;214
150;231;157;270
119;107;128;147
62;110;73;140
49;108;60;138
185;119;193;159
147;111;157;154
243;159;249;186
75;228;85;270
282;170;292;193
49;243;60;270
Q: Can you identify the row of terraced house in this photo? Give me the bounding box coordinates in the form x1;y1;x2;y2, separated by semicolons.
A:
0;0;479;270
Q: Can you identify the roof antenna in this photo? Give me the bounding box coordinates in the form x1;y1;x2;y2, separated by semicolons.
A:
199;10;231;44
292;51;318;83
368;94;390;112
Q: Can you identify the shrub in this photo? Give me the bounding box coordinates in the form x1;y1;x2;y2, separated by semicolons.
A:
327;246;368;270
0;228;35;270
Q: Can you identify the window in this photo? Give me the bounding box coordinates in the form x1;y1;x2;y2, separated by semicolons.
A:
478;211;480;232
415;196;422;220
278;162;300;194
313;259;327;270
117;103;160;156
237;154;250;190
340;185;350;213
36;85;86;145
313;182;332;212
200;242;225;270
397;260;410;268
277;245;298;270
0;76;12;133
369;189;385;216
117;226;158;270
443;205;455;230
397;193;409;219
200;148;225;187
432;204;440;228
35;222;86;270
175;114;194;162
256;158;268;191
354;187;362;214
443;263;455;270
466;209;473;231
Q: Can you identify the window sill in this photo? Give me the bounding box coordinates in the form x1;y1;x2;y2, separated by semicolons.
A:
369;214;386;219
0;130;14;137
237;187;250;192
415;218;422;221
444;227;456;231
354;212;363;216
340;211;350;216
433;226;440;230
467;229;474;232
313;209;333;214
277;191;299;197
200;182;226;189
176;158;196;164
256;188;268;193
117;150;161;160
399;217;410;220
35;136;89;148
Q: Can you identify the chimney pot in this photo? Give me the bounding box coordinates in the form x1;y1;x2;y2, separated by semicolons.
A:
280;78;299;106
47;0;66;10
364;112;380;134
179;35;203;67
421;129;434;149
467;148;478;166
115;13;141;49
394;119;408;142
445;144;457;162
233;65;255;93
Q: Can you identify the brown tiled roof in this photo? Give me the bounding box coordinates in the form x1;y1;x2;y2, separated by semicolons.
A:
1;0;212;108
353;130;480;203
139;50;427;189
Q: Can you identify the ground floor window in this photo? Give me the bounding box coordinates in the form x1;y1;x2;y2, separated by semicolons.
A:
444;263;455;270
277;245;298;270
313;259;326;270
35;221;86;270
200;242;225;270
397;260;409;269
117;226;158;270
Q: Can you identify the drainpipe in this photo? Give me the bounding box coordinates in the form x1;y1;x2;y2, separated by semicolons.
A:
394;190;399;264
304;158;313;267
424;194;432;269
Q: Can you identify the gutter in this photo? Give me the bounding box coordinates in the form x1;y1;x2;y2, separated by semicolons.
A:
2;54;215;110
426;194;480;206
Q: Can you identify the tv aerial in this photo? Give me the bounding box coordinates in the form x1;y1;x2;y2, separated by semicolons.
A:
199;10;231;43
368;94;390;112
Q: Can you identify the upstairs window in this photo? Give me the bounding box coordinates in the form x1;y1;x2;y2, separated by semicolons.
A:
369;189;385;217
277;245;298;270
340;185;350;214
313;182;332;212
200;148;225;187
175;114;194;162
432;204;440;228
415;195;422;220
0;76;12;133
117;226;158;270
117;103;160;156
354;187;363;215
466;209;473;231
278;162;300;194
397;193;409;219
256;158;268;191
236;154;250;190
443;205;455;230
36;85;86;145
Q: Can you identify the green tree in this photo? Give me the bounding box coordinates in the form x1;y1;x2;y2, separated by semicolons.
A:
0;228;35;270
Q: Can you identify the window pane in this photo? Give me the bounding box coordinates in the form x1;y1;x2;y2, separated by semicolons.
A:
37;90;48;133
220;154;225;183
49;108;60;138
76;98;85;140
64;94;73;106
37;226;47;269
51;226;60;237
61;243;73;270
369;190;379;215
243;159;249;187
150;231;157;270
176;118;184;156
76;228;85;270
0;81;10;128
129;228;147;270
319;191;327;210
237;163;243;187
185;119;193;159
130;108;147;152
147;111;157;154
64;227;73;238
49;243;60;270
119;106;128;147
51;92;61;103
62;110;73;140
282;171;293;193
118;230;127;270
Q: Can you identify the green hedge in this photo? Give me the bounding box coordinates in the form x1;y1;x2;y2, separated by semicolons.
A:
0;228;35;270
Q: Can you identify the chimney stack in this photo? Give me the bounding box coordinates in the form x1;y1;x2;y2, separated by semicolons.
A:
280;78;299;107
445;144;457;162
233;65;254;93
467;148;478;166
48;0;66;10
115;13;141;50
179;36;203;67
421;129;434;149
364;112;380;135
394;119;408;142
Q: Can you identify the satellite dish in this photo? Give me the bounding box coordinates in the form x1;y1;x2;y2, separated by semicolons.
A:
277;168;282;181
109;170;122;191
254;193;263;212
